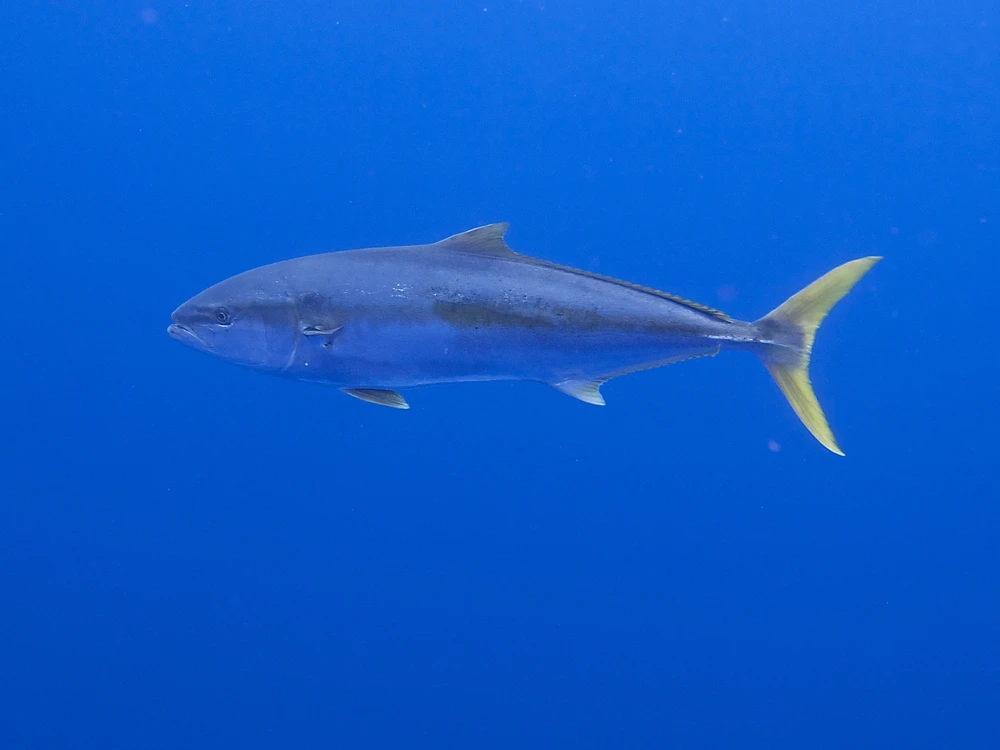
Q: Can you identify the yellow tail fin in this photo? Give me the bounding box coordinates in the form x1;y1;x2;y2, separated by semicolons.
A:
757;256;881;456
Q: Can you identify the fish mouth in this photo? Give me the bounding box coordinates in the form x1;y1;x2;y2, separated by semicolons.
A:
167;322;205;349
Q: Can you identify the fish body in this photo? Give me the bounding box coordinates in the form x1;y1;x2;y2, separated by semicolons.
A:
169;223;880;454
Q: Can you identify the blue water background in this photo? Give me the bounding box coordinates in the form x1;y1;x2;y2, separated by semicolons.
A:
3;2;998;747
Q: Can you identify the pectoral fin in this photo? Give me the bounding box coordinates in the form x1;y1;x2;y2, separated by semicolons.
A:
302;325;343;337
341;388;410;409
551;378;607;406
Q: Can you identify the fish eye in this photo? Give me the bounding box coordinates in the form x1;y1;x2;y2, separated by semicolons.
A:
215;308;232;325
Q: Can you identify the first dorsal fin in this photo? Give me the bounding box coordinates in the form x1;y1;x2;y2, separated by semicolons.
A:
435;222;517;257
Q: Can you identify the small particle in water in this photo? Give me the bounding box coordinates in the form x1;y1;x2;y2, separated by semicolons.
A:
716;283;738;302
767;439;781;453
139;8;158;24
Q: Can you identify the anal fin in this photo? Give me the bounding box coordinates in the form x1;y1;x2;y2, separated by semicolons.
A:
549;345;721;407
551;378;607;406
341;388;410;409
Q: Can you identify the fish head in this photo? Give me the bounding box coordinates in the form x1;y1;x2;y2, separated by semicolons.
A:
168;268;299;372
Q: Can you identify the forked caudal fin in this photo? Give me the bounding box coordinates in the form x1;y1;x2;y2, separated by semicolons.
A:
755;256;881;456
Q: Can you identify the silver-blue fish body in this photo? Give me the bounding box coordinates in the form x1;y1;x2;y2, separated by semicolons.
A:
173;225;745;389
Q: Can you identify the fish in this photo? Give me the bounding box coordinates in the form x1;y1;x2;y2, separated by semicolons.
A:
168;223;880;454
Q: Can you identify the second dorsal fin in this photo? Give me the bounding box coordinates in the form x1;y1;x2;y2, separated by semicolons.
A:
435;222;517;257
433;223;731;323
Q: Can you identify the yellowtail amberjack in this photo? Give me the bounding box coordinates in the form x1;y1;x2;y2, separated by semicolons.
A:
168;223;880;455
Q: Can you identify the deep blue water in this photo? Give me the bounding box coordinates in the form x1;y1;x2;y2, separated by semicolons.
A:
3;2;999;748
